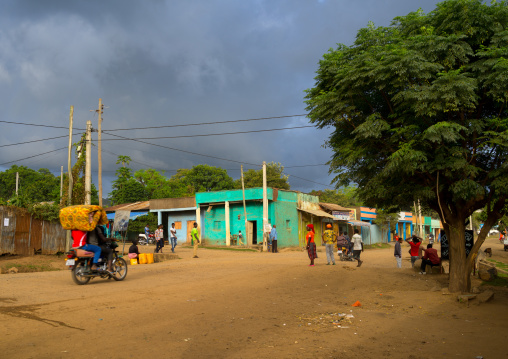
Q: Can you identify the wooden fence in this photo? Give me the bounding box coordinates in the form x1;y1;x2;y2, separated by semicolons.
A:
0;206;66;255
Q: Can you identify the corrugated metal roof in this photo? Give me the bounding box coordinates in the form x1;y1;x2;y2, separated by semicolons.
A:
298;207;335;219
319;202;353;212
150;197;196;210
105;201;150;212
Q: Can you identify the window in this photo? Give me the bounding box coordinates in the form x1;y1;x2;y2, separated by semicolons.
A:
213;221;221;231
174;221;182;230
286;220;290;229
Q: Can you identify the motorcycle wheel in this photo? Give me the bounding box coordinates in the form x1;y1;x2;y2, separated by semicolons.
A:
112;257;128;281
71;261;91;285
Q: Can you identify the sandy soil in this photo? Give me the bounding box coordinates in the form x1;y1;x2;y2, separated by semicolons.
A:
1;237;507;359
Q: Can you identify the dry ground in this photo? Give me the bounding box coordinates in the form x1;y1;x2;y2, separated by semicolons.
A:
0;237;507;359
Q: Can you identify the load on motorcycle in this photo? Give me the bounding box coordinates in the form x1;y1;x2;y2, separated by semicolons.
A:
60;205;128;285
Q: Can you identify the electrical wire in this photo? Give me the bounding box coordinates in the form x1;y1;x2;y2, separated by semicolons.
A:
0;135;79;148
98;125;314;141
0;120;86;131
0;147;68;166
102;114;308;132
104;132;262;167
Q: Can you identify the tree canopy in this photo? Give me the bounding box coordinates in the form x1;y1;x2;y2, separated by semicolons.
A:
305;0;508;292
237;162;290;190
309;187;361;207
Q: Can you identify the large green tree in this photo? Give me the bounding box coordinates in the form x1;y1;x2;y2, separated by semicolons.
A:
109;156;148;205
305;0;508;292
236;162;290;190
309;187;362;207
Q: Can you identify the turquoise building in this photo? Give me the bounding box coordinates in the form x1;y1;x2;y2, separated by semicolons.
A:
196;188;331;248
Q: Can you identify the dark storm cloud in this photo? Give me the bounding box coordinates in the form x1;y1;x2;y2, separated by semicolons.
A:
0;0;442;195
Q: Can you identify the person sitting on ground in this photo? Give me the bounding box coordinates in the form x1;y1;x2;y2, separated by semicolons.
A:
128;239;141;262
420;243;441;274
405;235;423;267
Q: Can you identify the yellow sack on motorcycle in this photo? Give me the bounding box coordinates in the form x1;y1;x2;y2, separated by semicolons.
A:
59;205;108;231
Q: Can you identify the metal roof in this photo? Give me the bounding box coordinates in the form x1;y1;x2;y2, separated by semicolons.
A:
298;207;335;219
105;201;150;212
319;202;354;212
150;197;196;210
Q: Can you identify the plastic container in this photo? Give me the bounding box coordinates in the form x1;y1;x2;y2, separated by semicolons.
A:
130;258;138;265
146;253;154;264
139;253;148;264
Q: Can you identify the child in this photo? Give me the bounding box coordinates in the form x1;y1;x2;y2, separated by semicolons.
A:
128;239;140;262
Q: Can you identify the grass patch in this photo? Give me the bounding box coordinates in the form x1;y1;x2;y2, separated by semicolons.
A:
481;275;508;288
487;259;508;271
364;243;391;250
1;263;61;274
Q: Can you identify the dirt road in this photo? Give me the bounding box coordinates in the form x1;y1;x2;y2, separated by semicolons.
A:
1;238;507;359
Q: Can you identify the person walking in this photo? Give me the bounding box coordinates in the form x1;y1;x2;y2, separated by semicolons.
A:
270;225;278;253
351;229;364;267
154;224;164;253
394;236;402;268
170;223;177;253
306;224;318;266
191;222;200;258
323;223;336;265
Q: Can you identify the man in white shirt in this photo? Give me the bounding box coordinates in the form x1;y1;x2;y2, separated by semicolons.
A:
170;223;177;253
351;229;364;267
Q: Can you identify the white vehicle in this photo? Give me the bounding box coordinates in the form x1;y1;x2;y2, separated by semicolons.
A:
488;229;499;236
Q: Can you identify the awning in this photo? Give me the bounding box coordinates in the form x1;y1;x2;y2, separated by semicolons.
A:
107;211;148;221
348;220;371;227
298;208;335;219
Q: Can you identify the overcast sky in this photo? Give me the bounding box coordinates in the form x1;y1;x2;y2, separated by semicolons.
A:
0;0;443;197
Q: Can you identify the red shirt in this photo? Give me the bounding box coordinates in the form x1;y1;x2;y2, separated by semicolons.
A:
71;230;87;248
409;241;421;256
423;248;440;264
306;232;315;244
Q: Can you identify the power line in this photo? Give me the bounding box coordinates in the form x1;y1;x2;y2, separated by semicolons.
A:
102;114;308;132
0;134;80;148
98;125;314;141
104;132;262;167
0;147;67;166
0;120;86;131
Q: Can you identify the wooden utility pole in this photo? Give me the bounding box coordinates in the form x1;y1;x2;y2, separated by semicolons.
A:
241;165;249;246
85;120;92;205
418;199;423;236
66;106;74;251
60;166;63;202
97;98;103;207
67;106;74;205
15;172;19;196
262;161;268;252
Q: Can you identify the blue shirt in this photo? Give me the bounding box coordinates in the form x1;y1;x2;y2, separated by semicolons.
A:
270;227;277;240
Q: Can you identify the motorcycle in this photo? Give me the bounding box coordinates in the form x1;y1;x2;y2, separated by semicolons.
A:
338;246;354;261
138;232;155;245
65;240;128;285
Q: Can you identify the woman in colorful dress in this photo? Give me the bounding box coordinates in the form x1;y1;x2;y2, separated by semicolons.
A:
306;224;318;266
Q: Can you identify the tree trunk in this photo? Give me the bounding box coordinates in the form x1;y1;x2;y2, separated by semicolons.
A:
446;219;471;293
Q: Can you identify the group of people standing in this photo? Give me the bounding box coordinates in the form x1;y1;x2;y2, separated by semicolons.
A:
131;222;201;258
393;234;441;273
305;223;364;267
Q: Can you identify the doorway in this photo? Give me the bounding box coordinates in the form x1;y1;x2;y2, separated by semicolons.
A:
248;220;258;245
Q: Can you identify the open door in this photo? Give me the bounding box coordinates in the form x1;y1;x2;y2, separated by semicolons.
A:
248;221;257;245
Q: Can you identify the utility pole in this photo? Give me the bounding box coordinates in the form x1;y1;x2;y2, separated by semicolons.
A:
66;106;74;251
60;166;63;203
241;165;249;247
85;120;92;205
15;172;19;196
262;161;268;252
97;98;104;207
418;199;423;237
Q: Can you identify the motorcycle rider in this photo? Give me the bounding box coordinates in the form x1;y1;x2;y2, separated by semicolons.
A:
88;225;113;272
